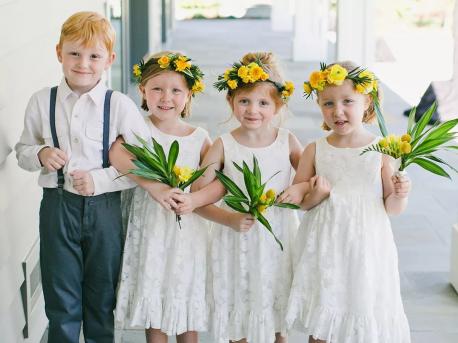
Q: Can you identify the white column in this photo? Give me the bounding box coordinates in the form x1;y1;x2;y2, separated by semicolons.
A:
271;0;293;31
431;1;458;121
336;0;375;67
292;0;328;61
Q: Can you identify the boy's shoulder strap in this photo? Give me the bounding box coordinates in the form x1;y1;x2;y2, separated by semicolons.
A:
102;89;113;168
49;86;65;189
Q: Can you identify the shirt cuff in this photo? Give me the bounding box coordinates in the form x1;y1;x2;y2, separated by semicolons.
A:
90;167;136;196
33;145;50;170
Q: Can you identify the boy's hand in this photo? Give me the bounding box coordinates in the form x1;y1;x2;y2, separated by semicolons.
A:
173;193;196;216
227;212;255;232
38;147;67;172
70;170;95;196
392;174;411;199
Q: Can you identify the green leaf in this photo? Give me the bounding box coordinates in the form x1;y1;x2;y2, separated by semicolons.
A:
167;140;179;174
128;169;169;183
411;102;438;138
224;194;250;204
224;198;249;213
274;202;300;209
253;209;284;251
253;155;261;187
423;155;458;174
411;137;453;156
179;165;208;190
407;107;417;135
242;161;256;202
232;161;243;173
373;99;388;137
215;170;247;199
421;118;458;142
409;157;451;179
152;138;167;166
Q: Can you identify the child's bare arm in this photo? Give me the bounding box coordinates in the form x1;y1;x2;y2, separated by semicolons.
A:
381;155;410;215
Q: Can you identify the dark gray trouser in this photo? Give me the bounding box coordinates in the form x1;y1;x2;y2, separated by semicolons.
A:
39;188;122;343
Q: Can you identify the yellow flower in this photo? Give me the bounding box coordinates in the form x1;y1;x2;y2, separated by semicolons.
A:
249;65;264;82
303;82;312;94
379;137;389;148
247;62;258;68
133;64;141;77
326;64;348;85
401;134;411;143
177;166;193;183
224;68;232;80
400;142;412;154
158;55;170;69
282;90;290;98
284;81;294;92
173;165;181;176
309;71;326;91
238;66;249;79
191;79;205;93
260;71;269;81
227;79;238;89
175;58;191;72
355;70;376;94
259;193;267;203
257;205;267;213
266;189;276;199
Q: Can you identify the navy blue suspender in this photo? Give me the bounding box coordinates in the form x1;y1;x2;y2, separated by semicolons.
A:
49;86;113;190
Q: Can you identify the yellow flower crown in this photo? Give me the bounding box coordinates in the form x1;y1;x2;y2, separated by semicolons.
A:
303;62;378;99
132;53;205;95
214;61;294;102
304;62;390;136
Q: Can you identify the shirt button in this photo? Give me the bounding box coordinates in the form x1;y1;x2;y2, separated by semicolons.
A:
74;113;79;118
73;138;79;144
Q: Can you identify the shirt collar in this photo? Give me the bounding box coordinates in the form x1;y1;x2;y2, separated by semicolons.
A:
58;78;108;106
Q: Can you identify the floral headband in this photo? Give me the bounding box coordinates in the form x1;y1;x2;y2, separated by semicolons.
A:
132;53;205;95
303;63;378;99
304;62;389;136
214;61;294;102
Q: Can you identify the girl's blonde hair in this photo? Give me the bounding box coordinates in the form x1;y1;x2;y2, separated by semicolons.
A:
139;51;192;118
320;60;382;131
226;52;286;112
58;11;116;54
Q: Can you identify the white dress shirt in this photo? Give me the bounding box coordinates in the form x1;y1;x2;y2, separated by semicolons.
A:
15;78;150;195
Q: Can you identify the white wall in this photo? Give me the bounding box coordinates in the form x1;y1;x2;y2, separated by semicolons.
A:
0;1;105;342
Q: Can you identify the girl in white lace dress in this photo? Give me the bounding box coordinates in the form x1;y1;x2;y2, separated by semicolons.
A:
282;61;412;343
175;52;303;343
109;51;211;343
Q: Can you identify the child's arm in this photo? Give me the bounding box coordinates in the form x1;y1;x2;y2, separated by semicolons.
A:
85;96;151;196
381;155;410;215
109;136;181;210
174;138;255;232
279;142;330;210
275;132;304;204
15;93;68;172
288;132;303;170
173;138;226;213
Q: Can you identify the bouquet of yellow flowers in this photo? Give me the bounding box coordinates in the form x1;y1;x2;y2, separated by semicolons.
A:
122;134;209;228
361;103;458;178
215;155;299;250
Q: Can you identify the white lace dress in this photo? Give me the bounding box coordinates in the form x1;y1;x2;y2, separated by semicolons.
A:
115;120;210;335
285;137;411;343
209;128;299;343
